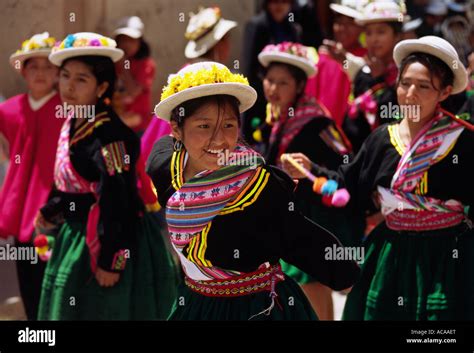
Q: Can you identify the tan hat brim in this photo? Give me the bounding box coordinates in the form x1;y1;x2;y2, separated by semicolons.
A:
258;52;316;77
154;82;257;121
329;4;362;19
185;19;237;59
49;47;124;66
9;49;52;70
356;17;403;25
113;28;143;39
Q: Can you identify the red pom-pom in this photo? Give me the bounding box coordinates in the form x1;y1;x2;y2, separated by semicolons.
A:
321;194;333;207
34;234;48;248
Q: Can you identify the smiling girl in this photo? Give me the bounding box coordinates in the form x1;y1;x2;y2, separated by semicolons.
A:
146;61;360;320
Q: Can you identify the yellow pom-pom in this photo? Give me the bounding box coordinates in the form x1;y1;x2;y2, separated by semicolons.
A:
312;177;327;194
253;129;262;142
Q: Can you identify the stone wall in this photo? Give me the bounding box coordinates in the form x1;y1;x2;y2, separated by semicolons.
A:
0;0;257;108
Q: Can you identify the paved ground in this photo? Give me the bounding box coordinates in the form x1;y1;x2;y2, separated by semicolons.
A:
0;237;26;320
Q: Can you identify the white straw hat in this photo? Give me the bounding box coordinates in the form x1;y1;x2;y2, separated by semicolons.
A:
258;42;318;77
49;32;124;66
329;0;363;19
356;0;406;25
393;35;468;94
9;32;56;70
113;16;144;39
184;7;237;59
155;62;257;121
425;0;448;16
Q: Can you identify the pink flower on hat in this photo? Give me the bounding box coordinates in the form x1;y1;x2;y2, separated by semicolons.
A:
90;39;101;46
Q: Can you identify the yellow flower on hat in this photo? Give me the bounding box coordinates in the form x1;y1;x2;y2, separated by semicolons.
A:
73;38;88;47
161;64;248;101
16;32;56;54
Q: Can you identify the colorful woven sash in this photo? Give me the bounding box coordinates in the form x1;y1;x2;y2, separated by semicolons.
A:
54;116;101;272
269;95;349;162
184;262;285;297
379;110;468;231
378;187;466;231
166;144;265;237
165;144;267;280
392;110;464;192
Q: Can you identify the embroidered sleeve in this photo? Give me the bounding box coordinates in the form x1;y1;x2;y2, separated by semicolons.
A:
100;141;131;176
93;138;139;273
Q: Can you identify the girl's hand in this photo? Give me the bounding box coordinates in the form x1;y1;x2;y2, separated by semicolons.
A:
33;211;56;234
281;153;312;179
95;267;120;287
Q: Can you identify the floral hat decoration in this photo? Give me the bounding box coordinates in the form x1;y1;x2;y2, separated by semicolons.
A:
184;6;237;59
355;0;406;25
155;61;257;121
49;32;124;66
9;32;56;69
258;42;318;77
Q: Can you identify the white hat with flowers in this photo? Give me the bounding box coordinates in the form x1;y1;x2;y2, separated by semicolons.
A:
356;0;406;25
258;42;318;77
9;32;56;69
185;6;237;59
49;32;124;66
155;61;257;121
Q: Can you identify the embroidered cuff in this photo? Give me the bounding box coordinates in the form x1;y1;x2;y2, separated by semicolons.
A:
101;141;130;176
111;249;128;271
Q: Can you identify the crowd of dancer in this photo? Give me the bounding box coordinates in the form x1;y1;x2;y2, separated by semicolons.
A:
0;0;473;321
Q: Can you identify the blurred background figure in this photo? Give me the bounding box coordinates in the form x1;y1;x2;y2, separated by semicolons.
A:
418;0;448;37
402;16;423;39
184;6;237;64
0;32;61;320
342;0;404;153
293;0;326;48
307;0;366;127
114;16;156;135
242;0;302;144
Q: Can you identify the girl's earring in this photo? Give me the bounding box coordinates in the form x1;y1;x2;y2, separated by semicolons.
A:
174;140;183;151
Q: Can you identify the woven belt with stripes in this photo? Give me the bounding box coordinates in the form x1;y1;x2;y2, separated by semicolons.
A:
184;263;285;297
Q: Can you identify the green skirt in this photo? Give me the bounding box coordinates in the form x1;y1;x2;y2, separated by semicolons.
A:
343;222;474;320
38;213;179;320
168;275;318;320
